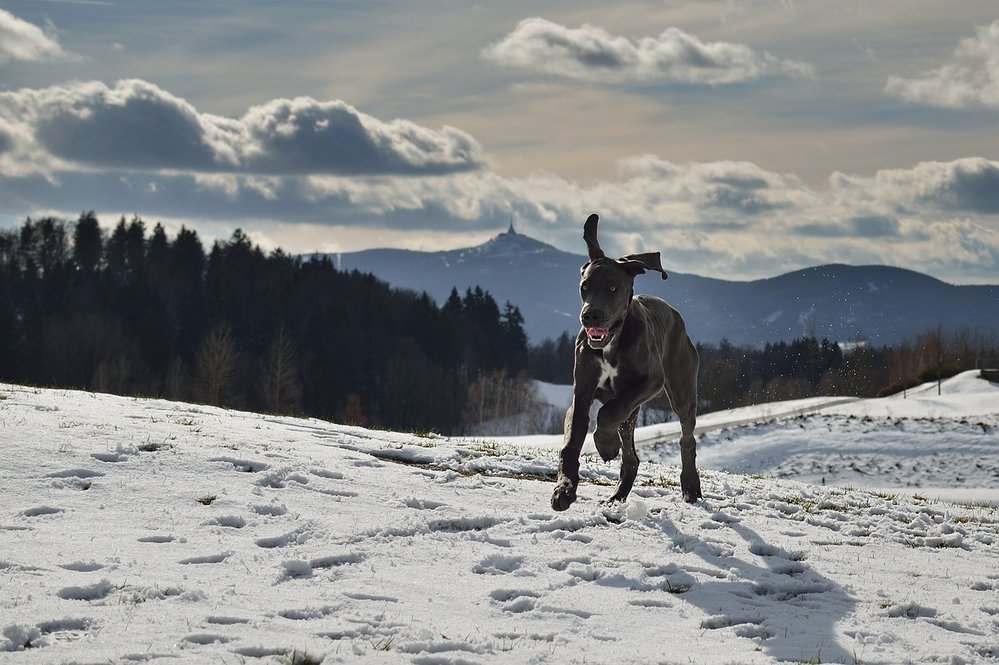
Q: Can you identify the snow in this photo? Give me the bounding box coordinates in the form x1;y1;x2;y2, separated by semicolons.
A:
2;372;998;663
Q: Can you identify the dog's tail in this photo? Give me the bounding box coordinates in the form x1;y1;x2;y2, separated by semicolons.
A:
583;213;605;260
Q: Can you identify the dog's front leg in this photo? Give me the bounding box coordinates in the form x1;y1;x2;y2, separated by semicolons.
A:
551;397;589;511
552;345;599;511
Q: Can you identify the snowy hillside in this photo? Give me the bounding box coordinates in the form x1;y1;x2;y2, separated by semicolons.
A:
2;376;998;664
528;372;999;505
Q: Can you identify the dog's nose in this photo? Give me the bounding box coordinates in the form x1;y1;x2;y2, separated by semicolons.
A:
581;307;603;326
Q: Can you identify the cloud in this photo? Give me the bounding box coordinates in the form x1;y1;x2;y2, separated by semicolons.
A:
0;79;486;177
2;93;996;281
797;216;902;239
830;158;999;215
482;18;813;85
885;20;999;109
0;9;66;64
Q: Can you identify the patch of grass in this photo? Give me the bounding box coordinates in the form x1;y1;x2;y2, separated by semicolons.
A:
663;579;692;594
281;650;323;665
797;650;823;664
642;474;679;489
196;494;217;506
471;441;503;457
776;494;818;513
138;439;171;452
370;636;395;651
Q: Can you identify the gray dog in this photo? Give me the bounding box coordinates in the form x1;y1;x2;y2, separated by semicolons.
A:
551;214;702;511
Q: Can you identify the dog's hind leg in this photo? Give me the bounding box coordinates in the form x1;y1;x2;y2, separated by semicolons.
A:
664;348;702;503
606;408;640;503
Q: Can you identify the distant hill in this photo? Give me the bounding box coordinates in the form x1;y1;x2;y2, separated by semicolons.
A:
327;227;999;346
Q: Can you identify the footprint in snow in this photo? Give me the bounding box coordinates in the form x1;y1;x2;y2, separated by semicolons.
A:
310;468;345;480
205;616;250;628
21;505;64;518
207;515;247;529
343;591;398;603
46;468;103;480
56;579;115;601
182;633;232;645
250;502;288;517
178;552;232;565
472;553;524;575
489;588;539;614
748;540;806;562
403;498;448;510
208;457;270;473
309;551;365;570
278;605;337;620
59;561;104;573
47;468;103;490
137;535;175;544
255;468;309;489
1;617;96;652
701;614;774;640
548;555;592;571
255;526;312;549
90;450;130;464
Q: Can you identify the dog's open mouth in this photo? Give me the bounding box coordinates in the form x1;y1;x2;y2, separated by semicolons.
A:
586;326;612;349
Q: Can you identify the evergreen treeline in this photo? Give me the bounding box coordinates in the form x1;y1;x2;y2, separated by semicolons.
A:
3;213;996;435
0;214;532;435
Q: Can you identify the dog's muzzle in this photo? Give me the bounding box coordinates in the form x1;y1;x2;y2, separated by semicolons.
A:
585;326;612;350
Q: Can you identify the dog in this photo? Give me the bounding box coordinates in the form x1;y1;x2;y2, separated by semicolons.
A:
551;213;702;511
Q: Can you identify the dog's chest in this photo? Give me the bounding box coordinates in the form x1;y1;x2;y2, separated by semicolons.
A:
597;357;618;391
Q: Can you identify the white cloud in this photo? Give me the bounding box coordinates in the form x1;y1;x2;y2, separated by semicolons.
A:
0;77;995;280
0;79;486;177
0;9;66;64
885;20;999;109
829;158;999;215
482;18;813;85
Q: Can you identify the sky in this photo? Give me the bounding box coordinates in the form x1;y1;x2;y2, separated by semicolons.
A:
0;0;997;283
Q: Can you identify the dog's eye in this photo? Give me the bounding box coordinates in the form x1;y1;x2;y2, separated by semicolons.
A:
581;284;589;292
609;286;617;293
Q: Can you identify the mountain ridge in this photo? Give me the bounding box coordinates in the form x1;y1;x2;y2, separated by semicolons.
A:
327;229;999;346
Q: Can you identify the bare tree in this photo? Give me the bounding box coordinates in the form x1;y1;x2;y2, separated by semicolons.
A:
195;322;238;406
261;321;302;414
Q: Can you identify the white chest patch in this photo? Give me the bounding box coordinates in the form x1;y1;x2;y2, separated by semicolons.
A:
598;358;618;391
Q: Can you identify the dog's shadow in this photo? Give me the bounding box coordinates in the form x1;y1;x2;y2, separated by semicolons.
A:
654;506;856;663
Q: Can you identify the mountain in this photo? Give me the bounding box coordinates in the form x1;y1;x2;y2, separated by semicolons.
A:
329;228;999;346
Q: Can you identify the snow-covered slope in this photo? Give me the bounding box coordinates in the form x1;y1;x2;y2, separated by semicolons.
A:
529;371;999;503
2;380;998;663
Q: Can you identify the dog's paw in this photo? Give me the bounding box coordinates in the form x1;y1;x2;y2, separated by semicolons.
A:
680;471;702;503
593;430;621;462
551;481;577;512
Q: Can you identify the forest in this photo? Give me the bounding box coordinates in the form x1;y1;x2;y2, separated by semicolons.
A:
2;213;997;435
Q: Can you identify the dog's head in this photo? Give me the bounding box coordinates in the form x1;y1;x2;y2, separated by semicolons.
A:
578;213;667;350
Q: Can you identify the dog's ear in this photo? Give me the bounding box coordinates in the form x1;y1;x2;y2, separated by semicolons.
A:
618;252;669;280
582;213;605;261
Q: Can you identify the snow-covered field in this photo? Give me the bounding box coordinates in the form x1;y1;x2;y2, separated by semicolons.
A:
2;373;998;664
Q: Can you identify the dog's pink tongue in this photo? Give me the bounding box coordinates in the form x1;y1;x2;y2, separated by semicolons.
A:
587;327;609;338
